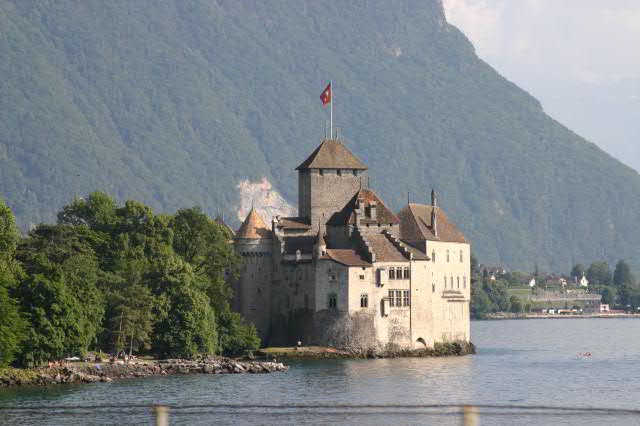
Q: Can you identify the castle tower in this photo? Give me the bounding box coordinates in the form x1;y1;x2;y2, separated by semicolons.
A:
296;139;368;231
233;207;273;340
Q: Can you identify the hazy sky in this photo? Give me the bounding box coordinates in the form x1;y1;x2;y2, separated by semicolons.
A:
442;0;640;170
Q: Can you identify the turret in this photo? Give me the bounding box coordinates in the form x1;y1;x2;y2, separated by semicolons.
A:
314;227;327;259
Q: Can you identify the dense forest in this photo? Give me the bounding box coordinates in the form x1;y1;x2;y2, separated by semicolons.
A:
1;0;640;271
0;194;258;367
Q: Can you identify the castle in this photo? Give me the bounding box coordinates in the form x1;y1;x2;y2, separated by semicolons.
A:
231;138;470;350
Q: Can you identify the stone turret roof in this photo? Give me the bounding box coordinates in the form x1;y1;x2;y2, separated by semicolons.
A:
236;208;271;239
295;139;367;170
316;229;326;247
398;203;468;244
327;189;400;226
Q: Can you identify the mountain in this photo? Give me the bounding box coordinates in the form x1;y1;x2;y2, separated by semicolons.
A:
1;0;639;272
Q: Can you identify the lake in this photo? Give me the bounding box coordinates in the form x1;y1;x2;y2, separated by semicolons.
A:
2;318;640;425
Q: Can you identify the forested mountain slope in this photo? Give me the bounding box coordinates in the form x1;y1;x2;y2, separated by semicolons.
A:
1;0;638;271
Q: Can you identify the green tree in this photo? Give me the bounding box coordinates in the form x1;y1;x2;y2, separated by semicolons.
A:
483;280;511;312
109;284;156;354
217;310;261;355
471;285;493;319
613;260;635;288
509;296;523;313
587;262;612;286
570;263;585;278
600;286;617;305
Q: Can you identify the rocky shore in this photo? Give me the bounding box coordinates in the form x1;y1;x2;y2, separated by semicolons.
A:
0;358;288;388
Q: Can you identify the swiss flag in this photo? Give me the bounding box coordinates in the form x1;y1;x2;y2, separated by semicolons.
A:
320;82;331;107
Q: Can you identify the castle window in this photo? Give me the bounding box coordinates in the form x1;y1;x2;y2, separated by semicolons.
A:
395;290;402;307
319;169;324;176
446;250;450;262
403;267;410;279
444;276;447;288
432;283;436;293
457;276;460;288
337;169;342;176
388;290;395;307
460;250;463;262
432;250;436;262
328;293;337;309
403;290;410;306
353;170;358;176
360;293;369;308
450;276;454;288
359;274;365;280
389;267;396;280
464;276;467;289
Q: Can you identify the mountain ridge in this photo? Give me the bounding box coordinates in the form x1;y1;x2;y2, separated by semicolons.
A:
1;0;639;272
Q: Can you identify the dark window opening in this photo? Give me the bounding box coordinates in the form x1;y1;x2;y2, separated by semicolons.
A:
328;293;337;309
360;293;369;308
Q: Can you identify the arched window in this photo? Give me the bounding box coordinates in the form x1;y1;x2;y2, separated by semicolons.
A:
457;276;460;288
444;276;447;288
450;276;454;288
360;293;369;308
432;283;436;293
446;250;450;262
432;250;436;262
328;293;337;309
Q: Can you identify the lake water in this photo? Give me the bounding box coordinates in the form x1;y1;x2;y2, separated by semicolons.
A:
2;318;640;425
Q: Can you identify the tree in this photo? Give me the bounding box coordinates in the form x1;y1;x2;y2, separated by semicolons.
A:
613;260;635;288
109;284;156;354
471;285;492;319
217;310;261;356
483;280;511;312
600;286;617;305
587;262;612;286
570;263;585;278
509;296;523;313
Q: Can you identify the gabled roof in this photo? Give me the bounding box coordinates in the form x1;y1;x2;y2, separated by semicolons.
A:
398;203;468;244
235;208;271;239
296;139;367;170
275;217;312;230
327;189;400;226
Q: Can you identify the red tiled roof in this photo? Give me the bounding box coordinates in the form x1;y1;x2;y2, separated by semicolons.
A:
235;208;271;239
275;217;312;229
365;234;409;262
398;203;468;244
296;139;367;170
327;189;400;226
323;249;371;267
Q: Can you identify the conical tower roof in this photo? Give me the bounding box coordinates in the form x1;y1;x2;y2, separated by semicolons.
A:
296;139;367;170
316;228;326;247
236;208;271;239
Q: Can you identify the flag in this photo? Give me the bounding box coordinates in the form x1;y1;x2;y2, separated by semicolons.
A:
320;82;331;107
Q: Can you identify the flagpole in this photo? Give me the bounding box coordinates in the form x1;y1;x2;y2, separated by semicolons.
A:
330;80;333;139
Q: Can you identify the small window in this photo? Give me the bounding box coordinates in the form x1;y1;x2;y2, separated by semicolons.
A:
464;276;467;289
388;290;395;307
432;283;436;293
403;267;410;279
328;293;337;309
361;267;366;271
432;250;436;262
319;169;324;176
359;274;365;280
444;276;447;288
457;276;460;288
337;169;342;176
403;290;410;307
360;293;369;308
460;250;463;262
389;267;396;280
353;170;358;176
446;250;450;262
331;274;337;281
450;276;454;288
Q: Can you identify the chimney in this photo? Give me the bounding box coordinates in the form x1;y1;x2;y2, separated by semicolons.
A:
431;188;438;238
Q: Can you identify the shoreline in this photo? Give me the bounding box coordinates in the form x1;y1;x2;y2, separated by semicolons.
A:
480;313;640;320
259;341;475;360
0;358;288;389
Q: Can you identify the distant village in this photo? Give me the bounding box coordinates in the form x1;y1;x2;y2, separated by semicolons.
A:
476;262;637;316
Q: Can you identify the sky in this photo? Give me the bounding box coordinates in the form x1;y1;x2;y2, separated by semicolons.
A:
442;0;640;171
